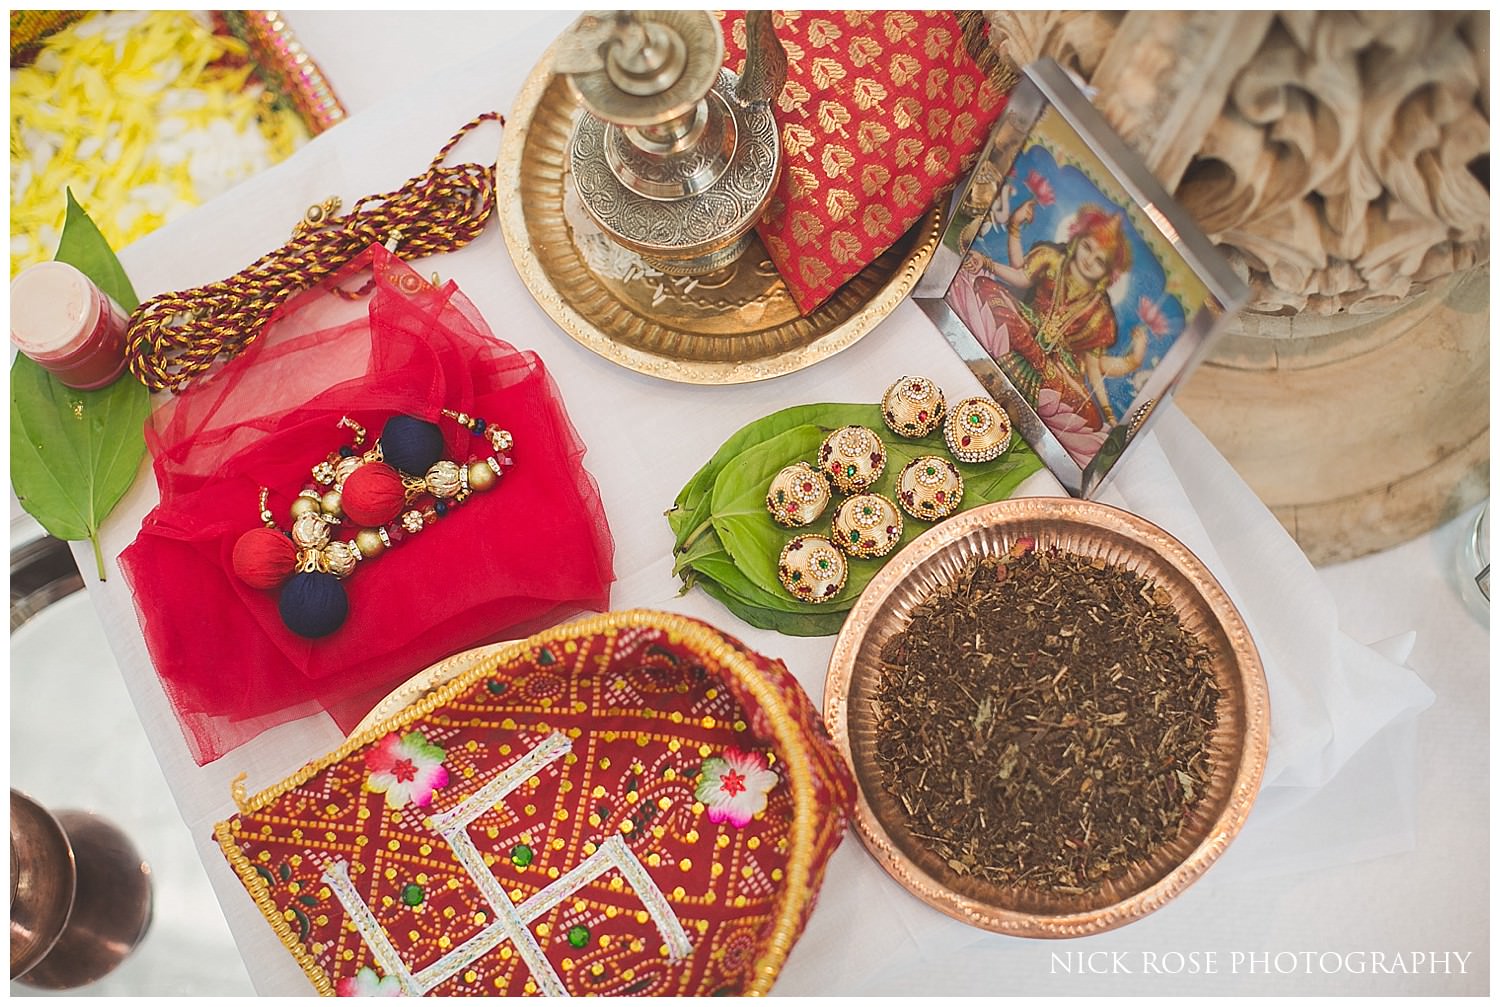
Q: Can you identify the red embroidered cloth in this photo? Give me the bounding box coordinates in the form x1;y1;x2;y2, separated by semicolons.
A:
215;612;855;996
719;10;1009;314
120;247;615;765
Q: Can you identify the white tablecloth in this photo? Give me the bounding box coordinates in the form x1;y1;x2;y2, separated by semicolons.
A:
65;12;1486;995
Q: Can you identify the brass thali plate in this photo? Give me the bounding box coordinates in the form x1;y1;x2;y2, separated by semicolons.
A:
824;498;1269;937
497;42;943;384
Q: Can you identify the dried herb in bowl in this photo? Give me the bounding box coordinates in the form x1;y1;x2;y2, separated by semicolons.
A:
872;543;1219;894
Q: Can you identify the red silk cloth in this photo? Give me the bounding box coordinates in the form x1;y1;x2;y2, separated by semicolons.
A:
719;10;1009;314
215;613;855;996
120;246;615;765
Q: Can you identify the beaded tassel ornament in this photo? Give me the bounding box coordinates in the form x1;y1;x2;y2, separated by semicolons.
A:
232;410;514;638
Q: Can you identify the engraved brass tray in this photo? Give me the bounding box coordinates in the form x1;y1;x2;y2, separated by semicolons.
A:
498;42;943;384
824;498;1269;937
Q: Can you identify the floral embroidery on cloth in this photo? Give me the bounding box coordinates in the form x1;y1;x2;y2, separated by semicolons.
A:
337;965;403;997
696;748;779;827
365;731;448;809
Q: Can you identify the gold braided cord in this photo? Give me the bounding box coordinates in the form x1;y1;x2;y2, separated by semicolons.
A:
124;112;504;392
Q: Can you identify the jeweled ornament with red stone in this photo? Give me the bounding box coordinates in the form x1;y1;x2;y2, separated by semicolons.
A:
897;455;965;521
778;534;848;603
944;396;1012;464
765;462;832;528
831;493;903;558
818;425;886;494
880;375;946;438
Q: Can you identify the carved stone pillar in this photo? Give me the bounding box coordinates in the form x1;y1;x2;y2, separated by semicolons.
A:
984;11;1490;563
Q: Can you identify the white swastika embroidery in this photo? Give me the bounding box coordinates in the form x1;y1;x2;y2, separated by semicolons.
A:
323;731;692;996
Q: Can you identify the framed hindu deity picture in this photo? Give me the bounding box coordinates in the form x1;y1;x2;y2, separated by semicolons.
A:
915;59;1248;497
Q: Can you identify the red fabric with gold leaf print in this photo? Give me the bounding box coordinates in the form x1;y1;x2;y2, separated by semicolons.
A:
719;10;1009;314
215;612;854;996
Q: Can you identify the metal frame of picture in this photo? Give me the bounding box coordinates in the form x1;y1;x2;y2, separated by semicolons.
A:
915;59;1249;497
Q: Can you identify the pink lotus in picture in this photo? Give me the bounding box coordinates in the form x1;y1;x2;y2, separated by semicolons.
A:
1138;295;1173;337
1037;389;1110;468
1024;169;1056;207
949;268;1010;358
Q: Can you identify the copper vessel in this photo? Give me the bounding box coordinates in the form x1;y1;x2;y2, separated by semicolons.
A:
10;791;153;988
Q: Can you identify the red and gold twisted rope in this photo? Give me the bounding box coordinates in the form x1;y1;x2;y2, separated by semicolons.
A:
124;112;504;392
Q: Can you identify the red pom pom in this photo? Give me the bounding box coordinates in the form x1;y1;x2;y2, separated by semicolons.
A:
342;462;405;527
232;527;297;589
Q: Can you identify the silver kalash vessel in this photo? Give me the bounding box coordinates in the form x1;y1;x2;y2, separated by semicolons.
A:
558;10;786;275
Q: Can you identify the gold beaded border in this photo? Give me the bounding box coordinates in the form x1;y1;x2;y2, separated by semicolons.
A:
213;609;827;997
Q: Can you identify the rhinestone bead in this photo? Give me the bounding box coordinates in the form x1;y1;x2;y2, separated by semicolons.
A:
943;397;1012;464
818;425;886;494
766;463;831;528
777;535;848;604
897;455;964;521
880;375;946;438
831;494;903;557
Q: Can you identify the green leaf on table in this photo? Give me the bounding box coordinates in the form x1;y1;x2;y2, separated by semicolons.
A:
696;575;849;638
56;189;140;311
10;193;149;580
668;402;877;550
671;399;1044;636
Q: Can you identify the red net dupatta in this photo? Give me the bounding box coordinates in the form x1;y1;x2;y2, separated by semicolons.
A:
120;245;615;765
719;10;1011;314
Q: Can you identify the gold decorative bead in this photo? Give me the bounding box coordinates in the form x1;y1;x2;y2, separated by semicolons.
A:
766;463;830;527
355;527;386;559
819;425;886;494
881;375;946;438
292;512;331;549
488;428;513;452
311;460;337;486
323;540;358;578
289;495;321;520
467;459;497;493
320;490;343;519
944;397;1013;464
334;455;364;486
831;493;903;558
401;510;425;534
425;460;462;499
778;535;847;604
401;474;428;503
897;456;964;521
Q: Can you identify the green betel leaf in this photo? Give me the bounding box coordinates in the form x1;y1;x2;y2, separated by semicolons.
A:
668;402;876;550
672;400;1046;636
56;189;140;311
695;575;848;638
10;194;150;580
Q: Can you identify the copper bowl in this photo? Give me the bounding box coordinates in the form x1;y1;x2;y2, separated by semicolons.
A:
823;498;1269;937
10;790;75;979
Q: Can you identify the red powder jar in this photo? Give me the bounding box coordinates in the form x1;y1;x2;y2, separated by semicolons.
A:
10;261;131;390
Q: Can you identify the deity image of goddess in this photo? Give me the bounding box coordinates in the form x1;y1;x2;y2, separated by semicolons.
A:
961;199;1149;431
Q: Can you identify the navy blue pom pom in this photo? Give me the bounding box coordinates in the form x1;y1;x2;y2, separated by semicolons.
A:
381;414;445;475
279;571;349;638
